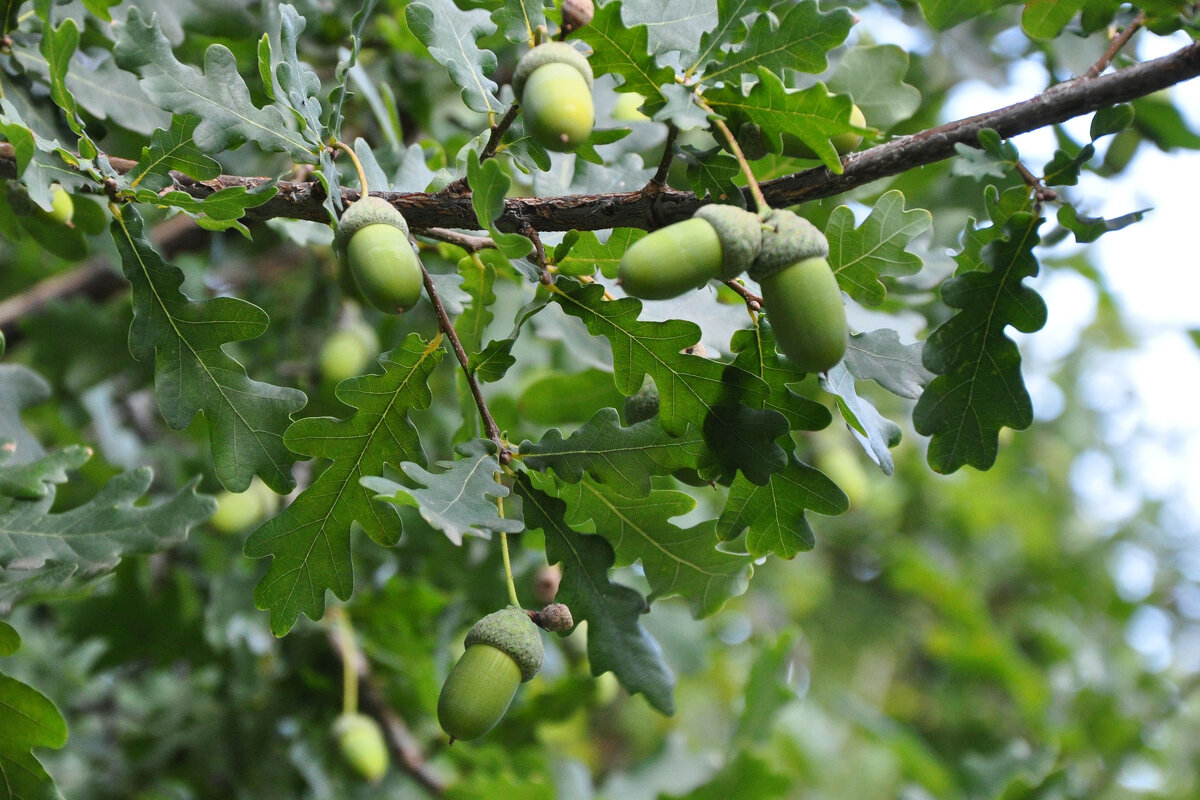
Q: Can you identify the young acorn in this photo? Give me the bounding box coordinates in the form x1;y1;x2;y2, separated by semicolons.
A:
333;712;389;783
513;42;594;152
750;209;848;373
618;204;762;300
334;196;423;314
437;606;544;742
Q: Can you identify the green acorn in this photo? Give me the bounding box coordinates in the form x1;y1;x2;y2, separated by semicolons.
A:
618;204;762;300
624;374;659;424
513;42;594;152
333;712;389;783
334;197;423;314
750;209;847;374
437;606;544;742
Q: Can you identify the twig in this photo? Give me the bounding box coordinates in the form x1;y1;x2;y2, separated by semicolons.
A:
416;227;496;253
723;278;762;311
1086;12;1146;78
644;123;678;192
1014;160;1058;203
521;222;549;282
418;258;509;462
324;623;446;796
438;104;522;196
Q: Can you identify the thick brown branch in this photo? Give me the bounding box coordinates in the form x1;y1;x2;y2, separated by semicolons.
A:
4;40;1199;234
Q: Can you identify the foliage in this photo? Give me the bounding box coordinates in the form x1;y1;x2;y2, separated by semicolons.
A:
2;1;1200;798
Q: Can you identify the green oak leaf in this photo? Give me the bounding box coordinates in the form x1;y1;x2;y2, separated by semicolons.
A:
705;69;859;174
1057;204;1146;243
551;279;768;437
244;335;443;636
363;439;522;546
820;363;903;476
0;465;214;583
41;18;85;136
691;0;771;79
827;190;932;306
493;0;549;45
0;360;50;466
110;206;306;493
519;408;709;497
519;474;676;714
406;0;503;115
843;329;935;401
268;4;326;144
455;250;501;354
727;321;833;434
733;630;801;745
828;45;922;131
699;0;852;86
0;445;90;501
536;472;752;617
918;0;1013;30
467;154;533;259
129;185;278;235
556;228;645;279
619;0;719;66
1022;0;1084;39
328;0;381;141
0;625;68;800
582;1;677;115
701;403;788;485
716;455;847;559
682;146;742;202
468;339;517;383
114;7;315;160
124;115;223;193
912;190;1047;473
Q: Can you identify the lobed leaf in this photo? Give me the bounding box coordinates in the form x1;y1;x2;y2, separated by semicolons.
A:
912;192;1047;473
519;408;708;497
405;0;503;115
124;114;223;193
826;190;932;306
244;335;444;636
582;1;677;114
820;363;903;476
0;624;67;800
363;439;522;546
110;206;306;493
537;472;752;617
698;0;852;86
518;475;676;713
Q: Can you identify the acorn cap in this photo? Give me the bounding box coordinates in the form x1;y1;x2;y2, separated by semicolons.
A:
464;606;545;682
333;196;410;264
512;42;594;102
694;204;763;280
747;208;829;282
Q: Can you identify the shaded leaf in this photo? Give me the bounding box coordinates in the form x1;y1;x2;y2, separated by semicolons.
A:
519;475;676;714
727;322;832;433
0;362;50;466
843;329;935;401
556;228;645;279
583;1;677;114
519;408;709;497
0;625;67;800
493;0;550;45
110;206;306;493
820;363;903;475
363;439;522;546
0;445;90;502
244;335;444;636
699;0;852;86
1057;204;1146;243
828;45;921;130
551;279;768;437
716;456;847;559
912;192;1046;473
538;472;752;617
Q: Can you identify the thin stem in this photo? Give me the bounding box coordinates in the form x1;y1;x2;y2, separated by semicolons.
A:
707;111;769;215
417;227;496;252
417;256;509;461
723;278;762;311
499;530;520;607
332;608;359;715
645;123;679;191
1087;11;1146;78
333;140;370;197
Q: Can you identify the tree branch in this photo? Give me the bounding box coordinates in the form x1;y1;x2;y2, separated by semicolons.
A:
4;40;1199;234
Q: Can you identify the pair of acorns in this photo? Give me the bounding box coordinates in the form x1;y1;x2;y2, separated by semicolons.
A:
618;206;849;374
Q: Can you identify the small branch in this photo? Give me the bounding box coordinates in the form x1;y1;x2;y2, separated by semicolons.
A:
1015;160;1058;203
439;104;521;196
416;227;496;253
325;624;446;796
418;258;509;462
1086;12;1146;78
644;123;678;192
521;222;549;282
723;278;762;311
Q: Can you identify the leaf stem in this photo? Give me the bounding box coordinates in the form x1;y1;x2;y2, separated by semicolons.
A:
700;98;769;216
333;140;369;197
331;607;359;715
